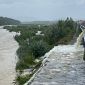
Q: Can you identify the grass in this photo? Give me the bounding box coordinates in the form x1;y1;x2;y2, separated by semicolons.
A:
15;60;42;85
16;75;30;85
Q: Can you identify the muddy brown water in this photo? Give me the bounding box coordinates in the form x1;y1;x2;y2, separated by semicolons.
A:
0;28;18;85
30;45;85;85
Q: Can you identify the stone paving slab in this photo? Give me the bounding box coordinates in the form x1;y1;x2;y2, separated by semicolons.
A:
31;45;85;85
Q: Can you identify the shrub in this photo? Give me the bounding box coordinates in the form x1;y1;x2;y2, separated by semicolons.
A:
30;41;50;58
16;75;30;85
16;55;35;70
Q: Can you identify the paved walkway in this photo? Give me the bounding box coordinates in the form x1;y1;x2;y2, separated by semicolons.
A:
31;45;85;85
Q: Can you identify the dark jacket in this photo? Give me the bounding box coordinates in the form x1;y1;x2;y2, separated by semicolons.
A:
82;37;85;48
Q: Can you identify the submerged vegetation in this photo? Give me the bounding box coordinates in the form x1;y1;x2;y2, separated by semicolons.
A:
4;17;80;85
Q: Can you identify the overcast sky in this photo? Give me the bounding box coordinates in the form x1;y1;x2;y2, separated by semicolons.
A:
0;0;85;21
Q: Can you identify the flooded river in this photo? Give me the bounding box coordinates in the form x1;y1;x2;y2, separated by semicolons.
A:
0;27;18;85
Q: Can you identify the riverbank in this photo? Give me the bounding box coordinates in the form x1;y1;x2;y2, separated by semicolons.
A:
0;28;19;85
3;18;80;84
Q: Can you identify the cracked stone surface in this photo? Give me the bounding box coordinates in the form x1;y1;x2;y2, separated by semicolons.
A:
31;45;85;85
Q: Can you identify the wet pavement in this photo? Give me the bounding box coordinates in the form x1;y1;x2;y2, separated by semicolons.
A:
31;45;85;85
0;28;18;85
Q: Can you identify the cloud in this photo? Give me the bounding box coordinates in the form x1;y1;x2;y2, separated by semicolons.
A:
75;0;85;5
0;0;85;21
0;0;15;4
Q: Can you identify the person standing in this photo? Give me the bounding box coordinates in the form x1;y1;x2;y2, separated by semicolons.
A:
82;37;85;60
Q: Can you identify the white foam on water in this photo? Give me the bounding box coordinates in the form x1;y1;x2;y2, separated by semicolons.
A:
52;45;76;53
76;29;85;47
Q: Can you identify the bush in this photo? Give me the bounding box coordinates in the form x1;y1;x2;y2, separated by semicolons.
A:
16;44;30;58
16;75;30;85
30;41;50;58
16;55;35;70
45;18;77;45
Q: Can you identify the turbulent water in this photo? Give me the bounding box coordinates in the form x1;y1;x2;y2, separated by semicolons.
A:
29;45;85;85
25;30;85;85
76;29;85;47
0;27;18;85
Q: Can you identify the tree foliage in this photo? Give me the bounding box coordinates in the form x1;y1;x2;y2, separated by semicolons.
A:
0;17;21;25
